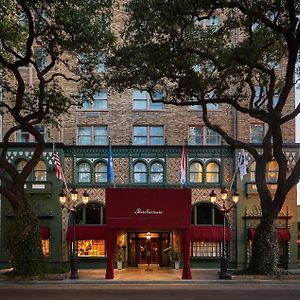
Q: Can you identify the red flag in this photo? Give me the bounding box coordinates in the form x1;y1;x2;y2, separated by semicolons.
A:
53;151;62;180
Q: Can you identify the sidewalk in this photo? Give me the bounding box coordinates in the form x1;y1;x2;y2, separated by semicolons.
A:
1;266;300;284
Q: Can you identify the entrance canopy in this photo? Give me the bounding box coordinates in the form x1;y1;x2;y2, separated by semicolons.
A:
106;188;191;229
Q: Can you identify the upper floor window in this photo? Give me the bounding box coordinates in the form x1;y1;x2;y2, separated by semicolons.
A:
133;90;163;110
190;161;203;183
250;161;256;181
95;162;108;183
191;203;223;225
189;126;220;145
150;162;164;183
74;202;106;225
206;162;219;183
34;48;47;70
133;126;164;145
133;162;147;183
78;126;108;145
16;160;27;173
82;90;108;110
78;162;91;183
34;160;47;181
250;123;266;143
16;125;48;142
189;103;219;110
206;15;221;28
133;160;164;184
267;160;279;182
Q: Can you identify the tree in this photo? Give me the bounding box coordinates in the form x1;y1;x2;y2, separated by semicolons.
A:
107;0;300;274
0;0;114;275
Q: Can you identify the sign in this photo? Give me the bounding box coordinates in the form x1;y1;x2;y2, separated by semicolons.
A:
106;188;191;229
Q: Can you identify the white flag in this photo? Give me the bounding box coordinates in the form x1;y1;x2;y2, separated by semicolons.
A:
238;149;247;180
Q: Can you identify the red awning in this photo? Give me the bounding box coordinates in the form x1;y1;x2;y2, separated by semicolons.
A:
40;227;50;240
66;225;107;241
190;225;232;241
248;228;290;241
106;188;191;229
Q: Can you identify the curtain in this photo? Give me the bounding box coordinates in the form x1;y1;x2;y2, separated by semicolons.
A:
180;229;192;279
105;229;118;279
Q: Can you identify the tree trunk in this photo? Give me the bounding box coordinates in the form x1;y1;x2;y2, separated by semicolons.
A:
248;218;279;275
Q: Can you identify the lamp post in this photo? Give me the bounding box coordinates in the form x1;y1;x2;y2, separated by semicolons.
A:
59;188;89;279
209;187;239;279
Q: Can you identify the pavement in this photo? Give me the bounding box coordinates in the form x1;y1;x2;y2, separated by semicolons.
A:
1;265;300;284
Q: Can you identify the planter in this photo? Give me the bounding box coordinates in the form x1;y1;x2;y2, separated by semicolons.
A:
117;261;122;270
174;261;180;270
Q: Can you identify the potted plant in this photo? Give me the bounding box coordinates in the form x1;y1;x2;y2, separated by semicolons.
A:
163;246;181;270
116;245;122;270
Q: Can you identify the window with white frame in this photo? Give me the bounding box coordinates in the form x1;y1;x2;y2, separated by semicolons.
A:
16;125;48;142
189;161;203;183
133;90;163;110
133;162;147;183
250;123;266;143
191;241;221;257
206;162;219;183
95;162;108;183
82;90;108;110
188;126;220;145
133;126;164;145
78;126;108;145
78;162;91;183
150;161;164;183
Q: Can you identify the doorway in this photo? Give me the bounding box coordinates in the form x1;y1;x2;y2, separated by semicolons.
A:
127;232;170;267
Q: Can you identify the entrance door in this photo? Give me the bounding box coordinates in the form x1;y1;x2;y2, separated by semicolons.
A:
127;232;170;267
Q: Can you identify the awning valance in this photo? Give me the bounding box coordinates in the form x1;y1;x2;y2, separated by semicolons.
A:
248;228;290;241
190;225;232;241
66;225;107;241
106;188;191;229
40;227;50;240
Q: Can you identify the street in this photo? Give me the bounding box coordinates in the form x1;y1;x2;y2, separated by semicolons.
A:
0;283;300;300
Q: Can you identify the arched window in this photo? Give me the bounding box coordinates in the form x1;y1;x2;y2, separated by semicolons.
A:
95;162;107;183
34;160;47;181
16;160;27;173
250;161;256;182
206;162;219;183
78;162;91;183
150;161;163;183
190;161;203;183
133;162;147;183
267;160;279;182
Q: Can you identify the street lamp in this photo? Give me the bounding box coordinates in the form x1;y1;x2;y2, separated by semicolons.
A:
209;187;239;279
59;188;90;279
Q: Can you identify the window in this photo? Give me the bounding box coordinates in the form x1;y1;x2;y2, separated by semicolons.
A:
34;48;47;70
78;240;105;257
150;162;163;183
78;126;108;145
206;162;219;183
250;123;266;143
95;162;108;183
189;126;220;145
16;125;48;142
250;161;256;182
133;162;147;183
42;239;50;257
189;103;219;110
206;15;221;28
16;160;27;173
192;203;223;225
34;161;47;181
190;162;203;183
267;160;278;182
133;90;163;110
78;162;91;183
191;241;221;257
133;126;164;145
82;90;108;110
95;53;107;73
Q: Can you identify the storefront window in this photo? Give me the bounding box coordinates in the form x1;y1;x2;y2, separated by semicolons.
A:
191;241;221;257
42;239;50;257
78;240;105;257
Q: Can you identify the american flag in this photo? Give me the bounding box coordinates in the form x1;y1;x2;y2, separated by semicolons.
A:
53;151;62;180
180;145;186;188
